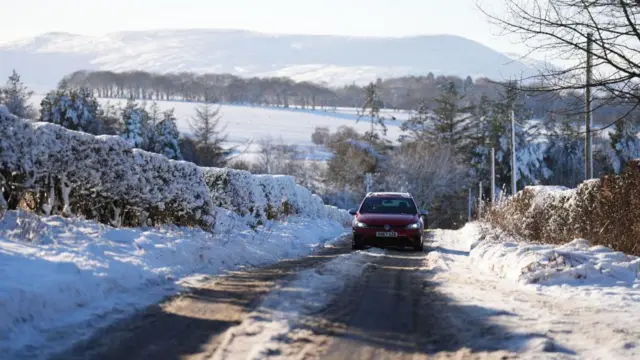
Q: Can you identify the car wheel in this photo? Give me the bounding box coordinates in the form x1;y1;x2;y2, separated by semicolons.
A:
414;239;424;252
352;235;364;250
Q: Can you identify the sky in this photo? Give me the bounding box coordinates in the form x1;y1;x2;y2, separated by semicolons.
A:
0;0;528;55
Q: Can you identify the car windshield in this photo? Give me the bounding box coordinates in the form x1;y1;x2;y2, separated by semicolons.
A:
359;197;418;215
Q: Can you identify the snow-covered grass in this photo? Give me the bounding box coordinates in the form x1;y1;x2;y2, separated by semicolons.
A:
29;95;407;151
0;209;349;359
428;225;640;359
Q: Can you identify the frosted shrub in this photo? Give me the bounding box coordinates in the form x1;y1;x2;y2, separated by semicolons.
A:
487;161;640;255
202;167;267;223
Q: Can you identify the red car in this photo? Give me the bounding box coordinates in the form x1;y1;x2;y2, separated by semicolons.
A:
348;192;428;251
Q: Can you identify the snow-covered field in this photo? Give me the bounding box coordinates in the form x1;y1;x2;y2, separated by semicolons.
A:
28;95;409;161
0;210;348;359
428;223;640;358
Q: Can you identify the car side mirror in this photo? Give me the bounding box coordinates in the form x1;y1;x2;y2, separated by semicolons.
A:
420;209;428;216
348;208;358;215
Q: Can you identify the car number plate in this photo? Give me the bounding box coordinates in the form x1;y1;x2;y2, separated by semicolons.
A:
376;231;398;237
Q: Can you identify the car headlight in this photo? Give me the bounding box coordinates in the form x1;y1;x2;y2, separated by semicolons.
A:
406;222;420;229
353;220;369;228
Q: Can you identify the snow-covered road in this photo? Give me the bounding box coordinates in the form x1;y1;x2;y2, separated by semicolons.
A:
46;225;640;359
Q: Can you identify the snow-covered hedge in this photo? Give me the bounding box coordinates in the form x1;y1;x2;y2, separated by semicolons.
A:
0;106;350;230
0;107;214;228
486;161;640;255
202;167;268;222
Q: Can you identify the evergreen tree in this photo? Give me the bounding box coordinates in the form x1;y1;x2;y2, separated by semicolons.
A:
469;94;494;180
120;99;147;148
1;70;36;119
145;101;162;150
608;115;640;173
470;84;548;195
431;81;474;150
463;76;474;93
357;81;387;143
542;114;584;186
154;109;183;160
96;101;122;135
189;102;228;167
40;87;99;132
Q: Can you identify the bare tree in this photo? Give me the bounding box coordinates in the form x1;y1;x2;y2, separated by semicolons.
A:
383;142;468;210
479;0;640;129
256;136;299;175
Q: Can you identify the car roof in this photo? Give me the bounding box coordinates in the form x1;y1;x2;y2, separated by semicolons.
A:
366;192;413;198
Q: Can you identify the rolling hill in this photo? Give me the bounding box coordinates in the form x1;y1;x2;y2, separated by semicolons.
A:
1;29;547;91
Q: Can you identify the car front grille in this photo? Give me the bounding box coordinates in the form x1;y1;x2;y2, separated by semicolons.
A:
369;225;405;230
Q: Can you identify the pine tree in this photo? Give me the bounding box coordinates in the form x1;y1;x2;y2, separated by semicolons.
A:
357;81;387;143
120;99;147;148
189;102;228;167
145;101;162;150
154;109;183;160
463;76;474;93
469;95;494;180
484;84;548;193
96;101;122;135
431;81;474;150
608;115;640;173
40;87;99;132
542;114;585;186
1;70;36;119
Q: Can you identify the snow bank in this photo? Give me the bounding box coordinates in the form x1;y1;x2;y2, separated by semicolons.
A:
0;209;348;359
430;225;640;359
464;223;640;287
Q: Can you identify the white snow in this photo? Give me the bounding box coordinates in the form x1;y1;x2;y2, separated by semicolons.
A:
427;224;640;359
29;96;408;160
210;248;383;360
470;229;640;287
0;209;349;359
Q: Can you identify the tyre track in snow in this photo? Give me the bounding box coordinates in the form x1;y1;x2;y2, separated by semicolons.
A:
50;237;354;360
300;243;518;360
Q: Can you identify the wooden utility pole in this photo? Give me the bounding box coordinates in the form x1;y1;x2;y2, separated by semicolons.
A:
478;181;483;218
585;32;594;179
491;148;495;207
511;110;517;196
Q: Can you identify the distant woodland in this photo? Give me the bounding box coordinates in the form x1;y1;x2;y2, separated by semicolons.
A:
59;70;630;127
